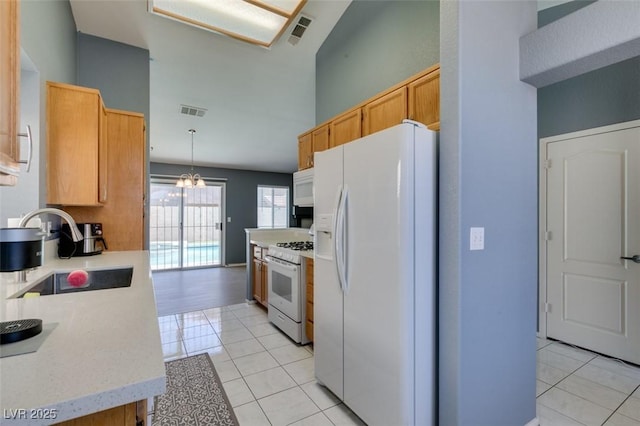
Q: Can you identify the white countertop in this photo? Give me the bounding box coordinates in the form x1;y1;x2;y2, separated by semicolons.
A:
0;251;166;425
245;227;313;249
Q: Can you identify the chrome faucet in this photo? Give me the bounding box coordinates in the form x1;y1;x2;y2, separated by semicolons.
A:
16;208;83;282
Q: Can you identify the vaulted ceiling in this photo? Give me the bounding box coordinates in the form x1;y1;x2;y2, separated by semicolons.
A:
69;0;352;173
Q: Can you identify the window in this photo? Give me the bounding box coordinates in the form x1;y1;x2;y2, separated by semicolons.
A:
258;186;289;228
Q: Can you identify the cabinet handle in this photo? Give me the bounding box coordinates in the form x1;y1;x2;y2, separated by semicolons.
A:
17;125;33;172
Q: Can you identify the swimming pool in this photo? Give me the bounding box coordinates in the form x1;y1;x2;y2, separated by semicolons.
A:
150;242;221;270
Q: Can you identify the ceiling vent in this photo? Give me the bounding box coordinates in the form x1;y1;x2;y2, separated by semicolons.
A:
287;15;312;46
180;104;207;117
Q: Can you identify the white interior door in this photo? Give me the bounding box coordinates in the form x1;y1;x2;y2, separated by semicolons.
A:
545;124;640;364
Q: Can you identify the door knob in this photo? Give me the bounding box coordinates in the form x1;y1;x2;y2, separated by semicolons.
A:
621;255;640;263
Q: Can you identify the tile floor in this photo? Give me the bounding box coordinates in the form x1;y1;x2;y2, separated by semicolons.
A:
536;337;640;426
158;302;640;426
158;302;365;426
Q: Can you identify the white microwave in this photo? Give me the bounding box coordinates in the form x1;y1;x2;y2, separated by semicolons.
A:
293;168;314;207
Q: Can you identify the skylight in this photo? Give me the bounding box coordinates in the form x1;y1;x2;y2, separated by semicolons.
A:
149;0;307;47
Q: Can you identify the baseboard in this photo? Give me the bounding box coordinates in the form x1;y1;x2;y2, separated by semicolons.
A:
226;263;246;267
524;417;539;426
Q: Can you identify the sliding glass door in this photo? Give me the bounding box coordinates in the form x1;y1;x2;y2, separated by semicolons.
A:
149;180;225;270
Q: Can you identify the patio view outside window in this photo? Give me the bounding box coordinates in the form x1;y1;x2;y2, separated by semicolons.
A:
258;186;289;228
149;180;225;270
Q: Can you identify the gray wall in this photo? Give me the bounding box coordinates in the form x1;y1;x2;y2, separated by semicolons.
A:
150;162;292;265
538;1;640;138
315;0;439;123
77;33;150;121
0;0;77;228
439;2;538;424
77;33;151;248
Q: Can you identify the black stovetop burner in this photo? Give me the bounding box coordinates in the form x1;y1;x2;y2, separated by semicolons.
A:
276;241;314;251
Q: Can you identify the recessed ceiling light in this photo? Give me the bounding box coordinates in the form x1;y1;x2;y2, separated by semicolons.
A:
149;0;307;47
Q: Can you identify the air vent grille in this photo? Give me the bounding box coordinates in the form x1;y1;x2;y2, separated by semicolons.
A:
287;15;312;46
180;104;207;117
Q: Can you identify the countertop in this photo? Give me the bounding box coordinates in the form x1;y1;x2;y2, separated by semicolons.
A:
0;251;166;425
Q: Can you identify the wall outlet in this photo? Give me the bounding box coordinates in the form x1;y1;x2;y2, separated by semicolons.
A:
470;227;484;250
227;217;231;222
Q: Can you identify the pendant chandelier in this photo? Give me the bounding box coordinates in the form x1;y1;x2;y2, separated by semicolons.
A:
176;129;205;188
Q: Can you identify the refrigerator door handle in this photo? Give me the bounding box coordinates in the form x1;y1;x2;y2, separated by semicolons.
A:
334;186;346;292
342;186;349;292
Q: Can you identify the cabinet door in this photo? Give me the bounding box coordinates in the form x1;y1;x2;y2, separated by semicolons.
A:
253;259;263;302
64;110;146;250
56;401;141;425
98;103;108;203
312;125;329;154
330;109;361;148
103;110;144;250
408;68;440;131
262;262;269;305
298;132;313;170
47;83;103;205
362;87;407;137
305;258;314;341
0;0;20;186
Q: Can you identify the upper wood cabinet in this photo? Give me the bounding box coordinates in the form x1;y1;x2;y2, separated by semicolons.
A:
298;131;312;170
363;86;407;137
64;108;146;250
312;125;329;154
408;67;440;131
0;0;20;186
64;109;146;251
330;109;361;148
46;82;107;206
298;125;329;170
297;64;440;170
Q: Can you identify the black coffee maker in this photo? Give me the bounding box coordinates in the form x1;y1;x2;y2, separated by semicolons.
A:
58;223;108;258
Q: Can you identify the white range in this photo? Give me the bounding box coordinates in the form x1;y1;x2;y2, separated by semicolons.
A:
264;241;313;344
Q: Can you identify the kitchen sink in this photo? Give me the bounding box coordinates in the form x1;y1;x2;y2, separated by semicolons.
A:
11;267;133;298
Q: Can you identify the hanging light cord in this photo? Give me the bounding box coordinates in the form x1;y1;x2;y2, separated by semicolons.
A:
176;129;205;188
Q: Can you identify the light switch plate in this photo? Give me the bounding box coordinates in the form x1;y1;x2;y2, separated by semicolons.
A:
470;227;484;250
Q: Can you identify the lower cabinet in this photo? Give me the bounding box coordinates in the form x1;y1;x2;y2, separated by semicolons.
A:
55;400;146;425
252;245;268;307
305;257;314;342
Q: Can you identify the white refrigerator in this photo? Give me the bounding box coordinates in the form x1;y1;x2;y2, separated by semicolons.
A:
314;121;436;426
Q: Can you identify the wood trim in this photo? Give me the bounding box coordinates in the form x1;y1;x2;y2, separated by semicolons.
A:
245;0;307;18
46;81;101;95
54;401;140;425
265;0;308;45
151;3;305;48
106;107;145;118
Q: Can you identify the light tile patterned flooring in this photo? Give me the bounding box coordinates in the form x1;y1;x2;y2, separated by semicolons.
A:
537;337;640;426
158;303;640;426
158;302;365;426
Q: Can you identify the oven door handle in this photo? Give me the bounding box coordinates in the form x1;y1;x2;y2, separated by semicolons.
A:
264;256;299;272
